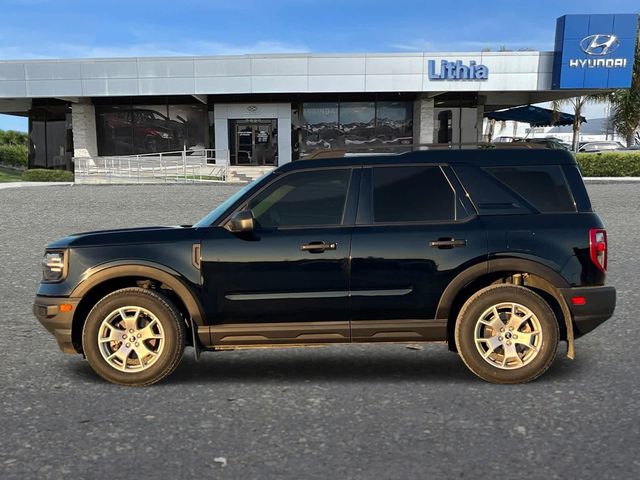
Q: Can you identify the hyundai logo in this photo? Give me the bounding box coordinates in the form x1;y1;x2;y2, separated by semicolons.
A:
580;34;620;56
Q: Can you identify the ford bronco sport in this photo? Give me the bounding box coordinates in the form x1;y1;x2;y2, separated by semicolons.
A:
33;149;616;385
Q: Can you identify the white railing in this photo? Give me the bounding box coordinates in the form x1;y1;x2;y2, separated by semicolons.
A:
73;148;230;184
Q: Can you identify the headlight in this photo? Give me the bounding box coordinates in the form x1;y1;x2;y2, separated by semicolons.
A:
42;250;66;282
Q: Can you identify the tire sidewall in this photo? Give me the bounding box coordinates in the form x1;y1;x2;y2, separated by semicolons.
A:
82;289;184;386
455;285;559;384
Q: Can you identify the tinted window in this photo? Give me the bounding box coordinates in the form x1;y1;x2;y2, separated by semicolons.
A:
485;165;576;213
341;102;375;145
249;169;351;228
373;166;455;223
453;165;533;215
300;101;413;155
95;101;207;156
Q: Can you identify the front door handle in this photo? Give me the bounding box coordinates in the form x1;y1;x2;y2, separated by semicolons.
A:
429;238;467;249
300;241;338;253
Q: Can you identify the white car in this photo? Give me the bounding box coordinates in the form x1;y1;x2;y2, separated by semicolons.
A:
577;141;624;153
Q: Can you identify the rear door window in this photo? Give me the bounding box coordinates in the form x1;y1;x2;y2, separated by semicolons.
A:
484;165;576;213
372;166;456;223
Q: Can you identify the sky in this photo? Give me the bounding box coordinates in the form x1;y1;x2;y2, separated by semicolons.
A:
0;0;636;131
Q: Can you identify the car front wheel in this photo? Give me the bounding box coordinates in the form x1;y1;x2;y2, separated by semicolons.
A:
82;287;186;386
454;284;559;384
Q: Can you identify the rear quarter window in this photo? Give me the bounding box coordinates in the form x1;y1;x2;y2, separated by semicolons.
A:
484;165;576;213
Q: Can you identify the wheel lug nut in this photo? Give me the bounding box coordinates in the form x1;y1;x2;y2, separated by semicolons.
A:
122;334;127;339
509;327;514;331
506;340;512;346
135;342;139;347
500;328;505;332
125;343;130;347
498;336;503;341
137;333;141;338
129;329;134;333
513;335;518;339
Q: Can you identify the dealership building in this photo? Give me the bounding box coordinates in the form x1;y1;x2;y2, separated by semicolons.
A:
0;13;637;175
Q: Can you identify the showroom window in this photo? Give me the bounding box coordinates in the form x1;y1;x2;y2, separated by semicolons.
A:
28;100;74;170
341;102;375;146
300;100;413;155
95;98;207;156
299;103;341;150
376;102;414;145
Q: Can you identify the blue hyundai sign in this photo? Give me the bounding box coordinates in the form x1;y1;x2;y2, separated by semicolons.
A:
553;14;639;89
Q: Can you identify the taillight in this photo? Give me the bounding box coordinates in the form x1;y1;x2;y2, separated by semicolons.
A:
589;228;607;272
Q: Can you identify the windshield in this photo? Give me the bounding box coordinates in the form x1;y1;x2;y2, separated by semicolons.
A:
193;173;271;227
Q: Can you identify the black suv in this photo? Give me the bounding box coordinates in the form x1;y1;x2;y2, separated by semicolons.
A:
33;149;616;386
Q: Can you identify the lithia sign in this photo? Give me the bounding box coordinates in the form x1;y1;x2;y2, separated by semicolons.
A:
427;59;489;80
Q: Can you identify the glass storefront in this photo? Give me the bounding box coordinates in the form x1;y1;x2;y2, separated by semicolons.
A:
28;100;74;170
300;103;340;150
300;100;413;155
95;98;207;156
91;97;413;161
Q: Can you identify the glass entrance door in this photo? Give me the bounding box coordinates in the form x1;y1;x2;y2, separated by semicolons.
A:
230;119;277;166
236;124;254;165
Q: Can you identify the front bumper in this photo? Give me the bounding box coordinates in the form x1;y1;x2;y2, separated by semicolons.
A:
559;286;616;338
33;295;81;354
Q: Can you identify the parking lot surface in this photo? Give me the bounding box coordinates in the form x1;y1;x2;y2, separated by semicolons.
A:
1;183;638;479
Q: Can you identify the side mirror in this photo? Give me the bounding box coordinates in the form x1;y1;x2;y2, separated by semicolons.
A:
226;210;255;233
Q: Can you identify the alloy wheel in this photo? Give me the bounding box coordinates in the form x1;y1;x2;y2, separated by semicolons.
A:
473;302;543;370
97;306;165;373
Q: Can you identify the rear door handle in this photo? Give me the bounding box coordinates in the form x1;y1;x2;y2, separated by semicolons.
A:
429;238;467;249
300;241;337;253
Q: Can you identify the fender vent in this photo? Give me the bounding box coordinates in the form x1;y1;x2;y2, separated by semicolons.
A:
192;243;201;270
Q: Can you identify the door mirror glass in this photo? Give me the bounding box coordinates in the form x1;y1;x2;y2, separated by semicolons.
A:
226;210;255;233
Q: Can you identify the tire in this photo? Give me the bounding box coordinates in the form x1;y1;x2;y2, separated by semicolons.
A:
454;284;559;384
82;287;186;386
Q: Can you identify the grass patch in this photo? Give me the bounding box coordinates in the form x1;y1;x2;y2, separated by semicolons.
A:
0;166;23;183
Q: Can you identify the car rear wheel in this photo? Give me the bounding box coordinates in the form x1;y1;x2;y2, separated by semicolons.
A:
82;288;186;386
454;284;559;384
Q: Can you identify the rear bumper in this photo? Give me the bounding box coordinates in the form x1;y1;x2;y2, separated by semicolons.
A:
559;286;616;338
33;296;81;354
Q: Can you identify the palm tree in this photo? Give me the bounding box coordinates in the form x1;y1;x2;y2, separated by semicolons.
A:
551;95;607;151
608;23;640;147
609;90;640;146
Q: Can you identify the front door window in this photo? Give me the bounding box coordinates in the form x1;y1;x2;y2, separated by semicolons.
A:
247;169;352;228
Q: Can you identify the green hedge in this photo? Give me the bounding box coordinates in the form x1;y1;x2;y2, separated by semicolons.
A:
22;169;74;182
0;144;28;168
576;152;640;177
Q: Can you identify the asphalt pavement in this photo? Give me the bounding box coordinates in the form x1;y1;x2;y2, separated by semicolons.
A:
0;183;638;479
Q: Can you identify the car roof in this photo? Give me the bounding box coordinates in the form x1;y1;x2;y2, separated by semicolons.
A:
278;148;577;172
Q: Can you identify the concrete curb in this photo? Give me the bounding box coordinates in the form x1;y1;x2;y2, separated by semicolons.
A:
0;182;74;190
584;177;640;183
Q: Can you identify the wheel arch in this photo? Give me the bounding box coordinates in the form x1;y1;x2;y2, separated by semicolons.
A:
437;258;575;359
70;262;205;353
